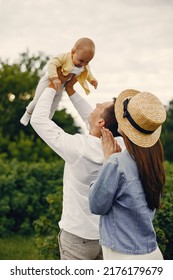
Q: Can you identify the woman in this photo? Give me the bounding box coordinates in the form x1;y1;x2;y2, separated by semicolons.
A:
89;89;166;260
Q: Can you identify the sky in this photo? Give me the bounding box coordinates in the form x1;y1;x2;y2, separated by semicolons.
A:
0;0;173;131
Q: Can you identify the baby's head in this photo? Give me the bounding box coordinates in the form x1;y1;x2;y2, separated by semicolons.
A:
71;37;95;68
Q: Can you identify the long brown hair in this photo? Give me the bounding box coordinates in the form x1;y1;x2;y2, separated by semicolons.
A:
123;133;165;210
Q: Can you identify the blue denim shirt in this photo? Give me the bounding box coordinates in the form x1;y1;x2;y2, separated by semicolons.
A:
89;150;157;254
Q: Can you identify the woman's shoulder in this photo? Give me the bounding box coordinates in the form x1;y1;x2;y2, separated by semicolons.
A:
108;150;136;172
109;149;130;162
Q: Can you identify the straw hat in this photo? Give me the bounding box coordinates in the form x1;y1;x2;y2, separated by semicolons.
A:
115;89;166;147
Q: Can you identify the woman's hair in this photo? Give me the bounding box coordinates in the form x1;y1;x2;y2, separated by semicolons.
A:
123;133;165;210
102;98;121;137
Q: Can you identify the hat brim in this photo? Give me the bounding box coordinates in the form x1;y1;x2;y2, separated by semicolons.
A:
115;89;162;147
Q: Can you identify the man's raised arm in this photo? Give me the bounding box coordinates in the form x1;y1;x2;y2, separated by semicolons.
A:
65;76;93;128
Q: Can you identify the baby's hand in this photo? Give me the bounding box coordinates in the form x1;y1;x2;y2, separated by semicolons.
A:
91;79;98;89
51;77;62;91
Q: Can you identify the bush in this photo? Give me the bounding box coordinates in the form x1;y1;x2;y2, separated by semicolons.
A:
34;191;62;259
0;157;64;237
153;161;173;259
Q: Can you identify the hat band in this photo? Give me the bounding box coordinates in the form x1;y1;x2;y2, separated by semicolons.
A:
123;99;155;135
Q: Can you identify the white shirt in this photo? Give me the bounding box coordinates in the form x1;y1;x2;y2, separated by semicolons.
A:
31;88;124;239
70;66;84;76
31;88;104;239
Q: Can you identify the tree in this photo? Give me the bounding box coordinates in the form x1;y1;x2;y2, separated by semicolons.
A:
161;100;173;162
0;50;49;138
0;51;80;161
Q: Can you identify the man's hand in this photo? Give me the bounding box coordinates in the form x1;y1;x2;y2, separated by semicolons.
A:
50;67;77;96
65;75;77;96
50;68;74;91
101;127;122;160
48;79;56;89
51;77;62;91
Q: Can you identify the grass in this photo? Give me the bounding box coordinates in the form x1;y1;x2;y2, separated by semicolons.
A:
0;235;44;260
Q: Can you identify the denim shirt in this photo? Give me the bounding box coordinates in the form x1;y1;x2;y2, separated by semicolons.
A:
89;150;157;254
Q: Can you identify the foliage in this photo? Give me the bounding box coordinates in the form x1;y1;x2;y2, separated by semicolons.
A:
0;110;80;162
161;100;173;162
34;191;62;259
153;161;173;260
0;157;64;237
0;51;80;162
0;50;49;139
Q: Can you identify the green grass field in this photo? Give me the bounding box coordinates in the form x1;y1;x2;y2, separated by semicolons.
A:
0;235;44;260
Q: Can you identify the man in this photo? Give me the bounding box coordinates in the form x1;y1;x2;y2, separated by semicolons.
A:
31;74;122;260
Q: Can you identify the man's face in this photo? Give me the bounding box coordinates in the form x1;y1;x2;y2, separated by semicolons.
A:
88;101;113;126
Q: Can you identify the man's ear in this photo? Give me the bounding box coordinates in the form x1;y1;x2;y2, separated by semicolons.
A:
96;118;105;128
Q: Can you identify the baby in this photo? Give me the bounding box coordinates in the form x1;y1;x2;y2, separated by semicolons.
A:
20;37;98;126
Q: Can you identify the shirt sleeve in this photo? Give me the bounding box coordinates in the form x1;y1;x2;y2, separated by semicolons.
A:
69;92;93;129
47;54;64;79
86;65;96;83
89;157;121;215
30;88;83;164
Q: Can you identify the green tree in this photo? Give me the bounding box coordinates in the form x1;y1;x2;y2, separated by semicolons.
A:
161;100;173;162
0;50;49;138
0;51;80;161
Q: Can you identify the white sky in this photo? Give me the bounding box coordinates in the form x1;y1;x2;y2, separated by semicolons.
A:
0;0;173;131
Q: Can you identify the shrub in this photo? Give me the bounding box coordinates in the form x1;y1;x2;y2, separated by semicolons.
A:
34;191;62;259
153;161;173;259
0;157;64;237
